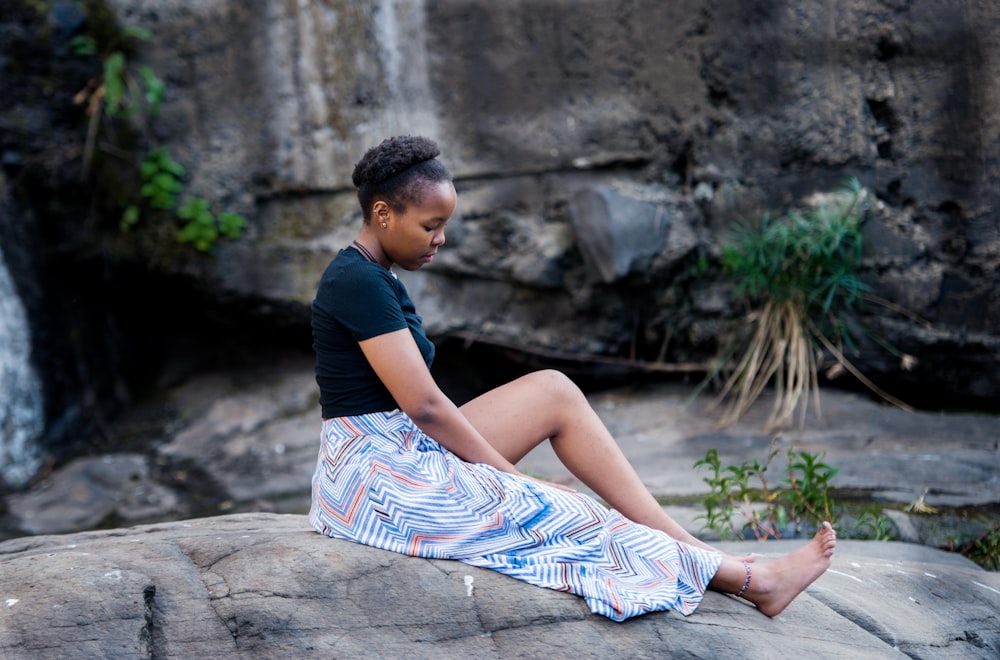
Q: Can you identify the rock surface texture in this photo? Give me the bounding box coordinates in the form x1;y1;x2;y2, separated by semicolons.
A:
133;0;1000;403
1;354;998;657
1;513;998;659
2;3;999;651
2;1;999;458
5;353;998;543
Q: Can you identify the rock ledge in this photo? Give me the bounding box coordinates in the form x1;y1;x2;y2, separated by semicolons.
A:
2;513;998;658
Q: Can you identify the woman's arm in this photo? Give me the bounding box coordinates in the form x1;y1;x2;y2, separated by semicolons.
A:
358;329;522;474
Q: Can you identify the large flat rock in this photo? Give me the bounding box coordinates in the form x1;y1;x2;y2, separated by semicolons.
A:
2;357;998;657
1;513;998;659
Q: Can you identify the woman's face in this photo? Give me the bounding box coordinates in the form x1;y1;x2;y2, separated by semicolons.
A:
380;180;457;271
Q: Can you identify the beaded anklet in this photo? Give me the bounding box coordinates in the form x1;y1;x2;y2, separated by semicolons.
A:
736;561;752;598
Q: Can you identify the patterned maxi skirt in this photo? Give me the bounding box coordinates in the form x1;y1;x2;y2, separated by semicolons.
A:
308;411;722;621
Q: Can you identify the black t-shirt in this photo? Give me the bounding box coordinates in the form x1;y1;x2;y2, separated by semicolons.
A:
311;247;435;418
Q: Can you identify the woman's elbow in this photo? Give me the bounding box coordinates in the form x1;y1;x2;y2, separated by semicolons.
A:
401;393;449;425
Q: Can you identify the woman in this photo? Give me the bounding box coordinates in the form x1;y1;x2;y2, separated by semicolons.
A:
308;135;836;621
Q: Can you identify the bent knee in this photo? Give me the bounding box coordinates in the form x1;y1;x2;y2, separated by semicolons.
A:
525;369;585;404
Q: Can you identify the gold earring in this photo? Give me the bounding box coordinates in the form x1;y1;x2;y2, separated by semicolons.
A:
381;221;387;229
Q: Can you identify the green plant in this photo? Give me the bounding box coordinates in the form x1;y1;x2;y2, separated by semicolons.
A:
124;147;247;251
71;13;246;253
139;148;185;209
853;508;898;541
694;440;840;541
71;26;163;179
178;198;247;253
957;524;1000;572
72;30;164;118
784;448;838;523
694;447;770;540
704;178;909;429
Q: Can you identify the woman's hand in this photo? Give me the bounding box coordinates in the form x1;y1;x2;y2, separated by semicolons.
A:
360;329;523;473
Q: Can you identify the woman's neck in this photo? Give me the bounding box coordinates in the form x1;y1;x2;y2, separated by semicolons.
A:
352;232;390;268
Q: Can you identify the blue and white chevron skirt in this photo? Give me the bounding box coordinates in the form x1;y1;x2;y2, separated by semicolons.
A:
308;411;722;621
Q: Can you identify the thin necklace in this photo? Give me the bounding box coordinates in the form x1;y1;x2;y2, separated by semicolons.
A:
352;240;378;263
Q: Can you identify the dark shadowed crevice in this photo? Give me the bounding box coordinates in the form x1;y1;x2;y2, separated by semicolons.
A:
139;583;157;659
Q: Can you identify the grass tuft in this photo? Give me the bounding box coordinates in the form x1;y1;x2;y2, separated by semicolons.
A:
705;178;908;429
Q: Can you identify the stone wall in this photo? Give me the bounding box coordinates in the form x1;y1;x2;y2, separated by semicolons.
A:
2;0;999;446
120;0;1000;403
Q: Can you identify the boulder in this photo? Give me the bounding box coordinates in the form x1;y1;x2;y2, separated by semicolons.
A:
4;454;179;536
1;513;998;658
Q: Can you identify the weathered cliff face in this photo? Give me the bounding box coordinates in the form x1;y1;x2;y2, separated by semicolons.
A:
2;0;998;469
107;0;1000;402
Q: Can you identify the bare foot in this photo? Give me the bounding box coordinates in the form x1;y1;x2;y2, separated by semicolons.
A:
742;521;837;617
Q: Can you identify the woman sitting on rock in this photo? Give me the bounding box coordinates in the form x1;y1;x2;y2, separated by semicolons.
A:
308;134;836;621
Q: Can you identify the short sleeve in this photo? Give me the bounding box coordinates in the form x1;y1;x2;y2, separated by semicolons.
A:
320;262;407;341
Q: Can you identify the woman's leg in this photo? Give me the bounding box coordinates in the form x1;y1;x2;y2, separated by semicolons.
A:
459;369;723;553
708;522;837;616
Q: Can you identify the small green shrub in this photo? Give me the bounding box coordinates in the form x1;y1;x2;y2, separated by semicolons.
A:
138;148;185;211
72;13;245;253
71;26;163;179
177;198;247;253
72;26;163;118
785;447;838;523
693;447;772;540
694;440;840;540
958;525;1000;571
853;508;897;541
704;178;910;429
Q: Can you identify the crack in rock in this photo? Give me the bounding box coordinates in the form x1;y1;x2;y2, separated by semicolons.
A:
138;583;156;660
809;588;902;653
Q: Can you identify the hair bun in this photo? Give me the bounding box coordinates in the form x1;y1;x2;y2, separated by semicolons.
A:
352;135;441;188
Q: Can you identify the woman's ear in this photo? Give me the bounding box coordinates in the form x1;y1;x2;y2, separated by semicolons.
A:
372;201;390;228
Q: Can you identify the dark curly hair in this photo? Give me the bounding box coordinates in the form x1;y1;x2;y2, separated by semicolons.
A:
352;135;453;221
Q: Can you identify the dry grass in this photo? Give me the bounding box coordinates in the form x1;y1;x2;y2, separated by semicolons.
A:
704;179;911;430
709;299;819;429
